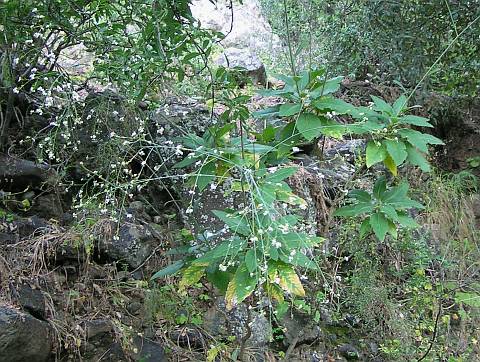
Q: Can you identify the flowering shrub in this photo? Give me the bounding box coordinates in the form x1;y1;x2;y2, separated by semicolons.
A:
159;69;443;310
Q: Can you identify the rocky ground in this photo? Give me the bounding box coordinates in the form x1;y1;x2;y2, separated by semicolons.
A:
1;78;479;361
1;1;480;361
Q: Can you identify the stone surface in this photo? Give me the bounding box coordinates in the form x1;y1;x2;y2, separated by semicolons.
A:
338;343;361;360
0;305;54;362
97;221;161;269
281;311;323;346
0;215;53;245
191;0;282;54
131;336;167;362
203;298;272;348
216;47;267;85
11;284;46;320
81;319;128;361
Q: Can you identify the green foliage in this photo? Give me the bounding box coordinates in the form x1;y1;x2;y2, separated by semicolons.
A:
158;68;445;313
260;0;480;95
362;94;444;175
335;177;423;241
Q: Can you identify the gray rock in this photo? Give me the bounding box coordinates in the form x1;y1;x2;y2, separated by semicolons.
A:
203;298;271;348
323;139;366;162
35;193;64;219
81;319;127;361
338;343;361;360
216;47;267;85
97;222;161;269
191;0;283;55
131;336;167;362
281;311;323;346
11;284;46;320
0;215;50;245
0;306;54;362
84;319;113;339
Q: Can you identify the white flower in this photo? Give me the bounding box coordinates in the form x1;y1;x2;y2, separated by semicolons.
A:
12;87;19;94
126;213;133;219
271;239;281;248
175;145;183;156
185;207;193;214
210;183;217;191
219;264;227;272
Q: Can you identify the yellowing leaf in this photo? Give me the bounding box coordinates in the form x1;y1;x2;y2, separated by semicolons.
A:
265;282;284;302
277;263;305;297
384;154;397;176
179;263;207;291
225;264;257;310
276;190;307;208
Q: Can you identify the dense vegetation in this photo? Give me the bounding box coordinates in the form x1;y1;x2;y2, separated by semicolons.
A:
0;0;479;361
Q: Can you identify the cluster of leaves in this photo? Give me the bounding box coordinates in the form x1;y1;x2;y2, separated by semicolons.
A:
334;177;423;241
362;95;444;175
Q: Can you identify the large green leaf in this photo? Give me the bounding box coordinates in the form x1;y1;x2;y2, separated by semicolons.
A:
276;262;305;297
395;212;419;228
382;181;409;203
310;76;344;97
313;97;355;114
280;252;319;270
380;204;398;220
245;249;258;273
179;263;208;290
296;113;322;141
348;190;371;203
252;105;280;119
279;103;302;116
392;95;407;116
369;212;390;241
373;176;387;199
366;141;387;167
384;139;408;166
195;161;217;191
406;144;431;172
371;95;393;114
359;218;372;239
398;129;429;152
265;166;299;182
151;260;184;280
399;115;433;128
194;237;246;263
334;202;374;217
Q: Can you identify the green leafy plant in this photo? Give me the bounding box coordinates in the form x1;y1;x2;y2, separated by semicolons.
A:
362;95;444;175
334;177;423;241
467;156;480;169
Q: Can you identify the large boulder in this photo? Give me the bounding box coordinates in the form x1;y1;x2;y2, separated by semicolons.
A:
191;0;282;54
216;47;267;85
0;305;54;362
